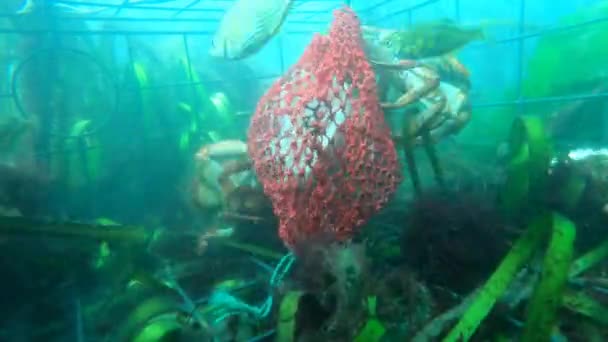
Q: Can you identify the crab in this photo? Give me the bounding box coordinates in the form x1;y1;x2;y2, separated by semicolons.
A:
194;26;475;198
361;25;472;146
191;140;271;225
190;140;279;252
360;25;475;193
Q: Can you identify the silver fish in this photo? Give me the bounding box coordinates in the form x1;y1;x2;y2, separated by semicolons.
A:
209;0;293;60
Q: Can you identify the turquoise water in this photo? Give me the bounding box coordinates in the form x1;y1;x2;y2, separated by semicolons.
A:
0;0;607;340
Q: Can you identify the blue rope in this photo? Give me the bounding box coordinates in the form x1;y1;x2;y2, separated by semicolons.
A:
209;252;295;324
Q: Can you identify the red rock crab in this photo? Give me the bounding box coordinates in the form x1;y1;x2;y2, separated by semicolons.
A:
361;25;472;145
191;140;270;222
193;25;476;202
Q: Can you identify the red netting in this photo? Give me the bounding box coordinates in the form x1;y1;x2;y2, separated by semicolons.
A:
247;7;401;248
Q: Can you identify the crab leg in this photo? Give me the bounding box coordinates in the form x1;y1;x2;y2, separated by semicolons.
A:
403;138;422;197
404;98;448;190
381;67;440;109
415;90;471;145
218;158;252;195
394;108;424;196
421;130;446;189
403;94;446;139
421;109;471;145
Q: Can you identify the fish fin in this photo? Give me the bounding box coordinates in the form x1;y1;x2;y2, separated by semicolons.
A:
239;17;272;55
266;0;292;35
223;0;292;58
235;4;272;56
247;0;291;52
243;21;266;51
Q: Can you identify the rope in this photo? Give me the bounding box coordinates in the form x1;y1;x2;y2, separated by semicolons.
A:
208;252;296;323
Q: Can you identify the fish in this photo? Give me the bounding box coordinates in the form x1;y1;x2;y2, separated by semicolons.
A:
385;19;485;59
209;0;293;60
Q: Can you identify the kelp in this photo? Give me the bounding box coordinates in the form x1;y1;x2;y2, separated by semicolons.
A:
112;296;183;342
354;296;386;342
444;116;578;341
442;213;577;341
130;61;163;143
175;56;211;150
523;2;608;98
413;289;479;342
569;239;608;278
0;215;150;245
563;238;608;327
499;116;552;216
522;213;575;341
276;291;304;342
441;213;550;341
64;119;103;189
562;290;608;326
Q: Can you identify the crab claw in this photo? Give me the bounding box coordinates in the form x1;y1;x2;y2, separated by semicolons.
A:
444;55;470;78
381;66;440;109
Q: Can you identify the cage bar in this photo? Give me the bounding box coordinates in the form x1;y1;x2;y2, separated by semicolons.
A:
363;0;606;113
515;0;526;115
2;0;606;121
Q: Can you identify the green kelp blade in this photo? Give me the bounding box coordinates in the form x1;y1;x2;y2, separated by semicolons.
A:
519;116;552;182
177;57;214;128
0;216;150;245
562;290;608;326
276;291;304;342
442;213;551;342
569;239;608;278
114;296;181;341
132;317;182;342
499;116;552;216
132;62;155;132
354;296;386;342
354;319;386;342
65;119;103;188
522;213;576;342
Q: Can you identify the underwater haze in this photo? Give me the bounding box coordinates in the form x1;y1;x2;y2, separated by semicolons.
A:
0;0;607;341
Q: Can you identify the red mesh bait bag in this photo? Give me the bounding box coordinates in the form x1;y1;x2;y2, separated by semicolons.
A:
247;7;401;247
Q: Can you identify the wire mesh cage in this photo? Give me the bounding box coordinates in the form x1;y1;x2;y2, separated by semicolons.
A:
3;0;607;126
1;0;607;175
363;0;608;146
1;2;608;340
